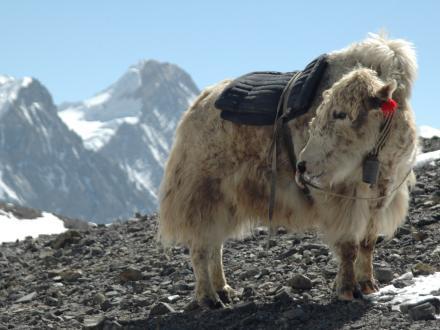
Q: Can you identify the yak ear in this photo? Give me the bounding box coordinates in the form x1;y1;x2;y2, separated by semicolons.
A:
376;79;397;101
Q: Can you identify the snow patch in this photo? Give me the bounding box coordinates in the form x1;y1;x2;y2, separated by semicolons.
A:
179;81;197;105
0;75;14;85
415;150;440;168
419;125;440;139
123;116;139;125
0;170;19;201
59;108;114;150
140;124;169;165
0;76;36;120
0;76;20;119
59;108;139;151
152;108;168;128
21;77;33;87
124;164;157;199
369;272;440;317
114;67;142;95
84;91;111;107
0;210;66;243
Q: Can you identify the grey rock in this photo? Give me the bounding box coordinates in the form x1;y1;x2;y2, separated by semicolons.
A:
100;300;112;311
412;262;436;276
39;249;54;259
392;272;415;288
408;302;436;321
15;291;37;303
50;230;82;249
45;296;59;306
375;267;394;283
288;274;313;290
83;315;106;329
90;247;103;257
430;289;440;296
119;268;143;282
175;282;192;291
93;293;106;305
301;292;312;302
149;302;175;316
60;269;82;282
133;297;150;307
278;248;298;259
400;297;440;313
239;269;260;280
274;288;294;305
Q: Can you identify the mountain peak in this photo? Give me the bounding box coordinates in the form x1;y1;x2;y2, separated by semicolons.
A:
131;59;162;70
131;59;178;71
59;59;199;150
0;75;53;119
0;74;14;85
0;75;35;87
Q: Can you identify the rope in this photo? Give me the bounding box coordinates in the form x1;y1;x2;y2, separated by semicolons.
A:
302;168;412;201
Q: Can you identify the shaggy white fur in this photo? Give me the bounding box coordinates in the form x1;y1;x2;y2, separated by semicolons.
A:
159;34;418;306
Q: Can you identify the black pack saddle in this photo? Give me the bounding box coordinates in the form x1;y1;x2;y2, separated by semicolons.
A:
214;54;328;125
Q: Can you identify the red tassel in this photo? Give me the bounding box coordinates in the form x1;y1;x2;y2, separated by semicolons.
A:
381;98;398;116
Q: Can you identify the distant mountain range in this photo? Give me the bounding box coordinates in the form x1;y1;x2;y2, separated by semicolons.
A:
0;61;199;223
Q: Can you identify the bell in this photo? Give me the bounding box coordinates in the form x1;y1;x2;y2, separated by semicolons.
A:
363;156;379;184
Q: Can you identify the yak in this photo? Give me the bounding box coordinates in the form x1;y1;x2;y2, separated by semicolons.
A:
159;34;417;308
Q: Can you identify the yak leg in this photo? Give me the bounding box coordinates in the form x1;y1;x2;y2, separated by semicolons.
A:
190;243;224;309
209;243;235;304
355;236;379;294
335;241;361;301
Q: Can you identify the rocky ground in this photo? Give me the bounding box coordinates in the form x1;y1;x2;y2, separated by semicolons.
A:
0;138;439;329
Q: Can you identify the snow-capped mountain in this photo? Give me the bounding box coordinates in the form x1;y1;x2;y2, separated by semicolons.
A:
0;75;150;223
59;60;199;201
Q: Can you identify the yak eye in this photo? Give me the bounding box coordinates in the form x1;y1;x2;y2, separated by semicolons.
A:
333;111;347;120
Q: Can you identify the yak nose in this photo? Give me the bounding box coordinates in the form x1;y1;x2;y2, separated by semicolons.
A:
297;161;306;174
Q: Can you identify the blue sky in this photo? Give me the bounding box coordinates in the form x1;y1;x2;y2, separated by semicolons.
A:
1;1;439;126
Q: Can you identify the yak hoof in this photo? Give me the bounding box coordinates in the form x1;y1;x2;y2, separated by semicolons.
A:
201;296;226;309
217;285;236;304
217;290;231;304
359;279;379;295
337;284;363;301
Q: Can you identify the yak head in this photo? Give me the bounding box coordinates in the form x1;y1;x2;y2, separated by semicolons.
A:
297;68;397;188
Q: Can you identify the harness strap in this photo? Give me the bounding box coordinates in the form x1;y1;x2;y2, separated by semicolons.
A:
373;112;395;156
266;72;301;248
281;122;297;172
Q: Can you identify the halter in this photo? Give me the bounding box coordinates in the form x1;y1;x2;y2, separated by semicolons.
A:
300;98;412;201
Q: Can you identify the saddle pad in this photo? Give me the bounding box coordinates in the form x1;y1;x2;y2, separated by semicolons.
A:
214;54;328;125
